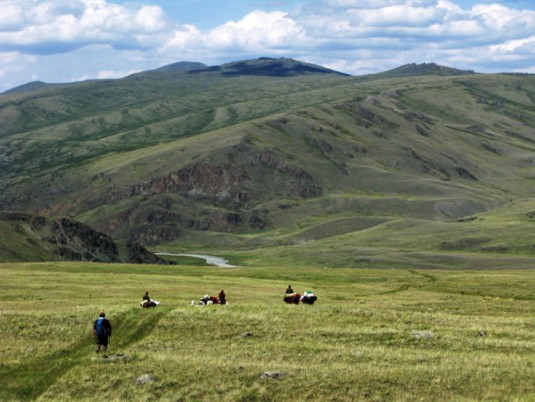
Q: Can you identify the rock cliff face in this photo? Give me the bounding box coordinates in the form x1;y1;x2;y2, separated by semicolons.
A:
127;163;250;206
91;145;324;244
119;148;322;206
0;212;168;263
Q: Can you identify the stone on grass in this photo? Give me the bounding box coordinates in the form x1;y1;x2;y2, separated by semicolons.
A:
260;371;284;379
92;353;133;363
412;330;435;339
352;350;366;358
135;374;156;385
105;353;132;362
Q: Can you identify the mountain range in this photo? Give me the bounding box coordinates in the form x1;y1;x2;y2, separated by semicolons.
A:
1;57;535;268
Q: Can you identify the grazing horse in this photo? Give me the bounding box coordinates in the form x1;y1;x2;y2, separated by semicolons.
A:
193;295;221;305
140;300;160;308
301;294;317;304
283;293;301;304
284;291;317;305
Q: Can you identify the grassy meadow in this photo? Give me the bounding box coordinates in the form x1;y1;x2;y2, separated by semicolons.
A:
4;59;535;402
1;261;534;401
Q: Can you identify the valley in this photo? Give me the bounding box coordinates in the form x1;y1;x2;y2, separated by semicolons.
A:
1;58;535;401
2;58;535;267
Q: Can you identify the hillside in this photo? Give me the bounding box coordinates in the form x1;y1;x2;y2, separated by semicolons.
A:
195;57;350;77
0;212;167;264
378;62;476;77
1;58;535;266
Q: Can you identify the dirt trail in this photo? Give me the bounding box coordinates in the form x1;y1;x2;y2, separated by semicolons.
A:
0;307;171;401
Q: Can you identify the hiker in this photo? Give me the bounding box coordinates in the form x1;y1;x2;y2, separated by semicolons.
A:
218;289;226;305
285;285;294;294
93;311;112;354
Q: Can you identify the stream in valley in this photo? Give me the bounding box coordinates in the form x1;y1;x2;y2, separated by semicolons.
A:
155;252;238;268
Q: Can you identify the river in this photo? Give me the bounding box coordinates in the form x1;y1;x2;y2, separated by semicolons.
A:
155;252;238;268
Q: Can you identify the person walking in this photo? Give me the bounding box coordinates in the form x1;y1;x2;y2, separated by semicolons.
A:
93;311;112;354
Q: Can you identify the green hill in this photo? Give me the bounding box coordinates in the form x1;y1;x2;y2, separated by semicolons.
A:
1;58;535;266
378;62;476;77
0;212;167;263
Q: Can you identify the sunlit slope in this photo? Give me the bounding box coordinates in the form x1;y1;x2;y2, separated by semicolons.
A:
0;65;350;180
1;62;535;264
82;74;535;246
225;198;535;269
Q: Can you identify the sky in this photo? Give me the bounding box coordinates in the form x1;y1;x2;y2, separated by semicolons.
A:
2;0;535;92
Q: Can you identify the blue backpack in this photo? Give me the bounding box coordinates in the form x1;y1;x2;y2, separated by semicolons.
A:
95;318;106;336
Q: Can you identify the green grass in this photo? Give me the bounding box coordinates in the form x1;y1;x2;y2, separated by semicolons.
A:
1;262;534;401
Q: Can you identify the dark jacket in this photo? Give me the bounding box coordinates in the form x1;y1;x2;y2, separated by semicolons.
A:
94;317;112;337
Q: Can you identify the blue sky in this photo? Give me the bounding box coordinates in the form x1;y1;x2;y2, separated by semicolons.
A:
1;0;535;91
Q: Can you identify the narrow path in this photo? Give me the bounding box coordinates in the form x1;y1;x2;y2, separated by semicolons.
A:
408;269;438;282
0;307;171;401
379;284;410;295
377;270;438;296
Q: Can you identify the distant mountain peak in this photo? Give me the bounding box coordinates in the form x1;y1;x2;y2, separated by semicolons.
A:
150;61;208;73
192;57;349;77
2;81;52;95
381;62;476;77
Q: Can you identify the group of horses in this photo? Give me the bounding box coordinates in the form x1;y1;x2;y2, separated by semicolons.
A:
283;291;317;305
140;290;317;307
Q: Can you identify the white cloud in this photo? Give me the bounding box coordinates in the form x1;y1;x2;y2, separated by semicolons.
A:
160;10;307;55
0;0;168;53
0;52;34;78
0;51;37;90
0;1;26;29
323;0;414;7
208;10;306;50
4;1;535;61
3;0;535;90
470;4;535;38
74;68;140;81
162;25;202;51
518;65;535;73
346;4;442;27
490;36;535;54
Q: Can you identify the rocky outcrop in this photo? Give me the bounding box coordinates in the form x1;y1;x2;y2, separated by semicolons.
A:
0;212;168;263
122;151;322;206
125;240;167;264
252;149;323;198
128;163;250;206
96;150;322;243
